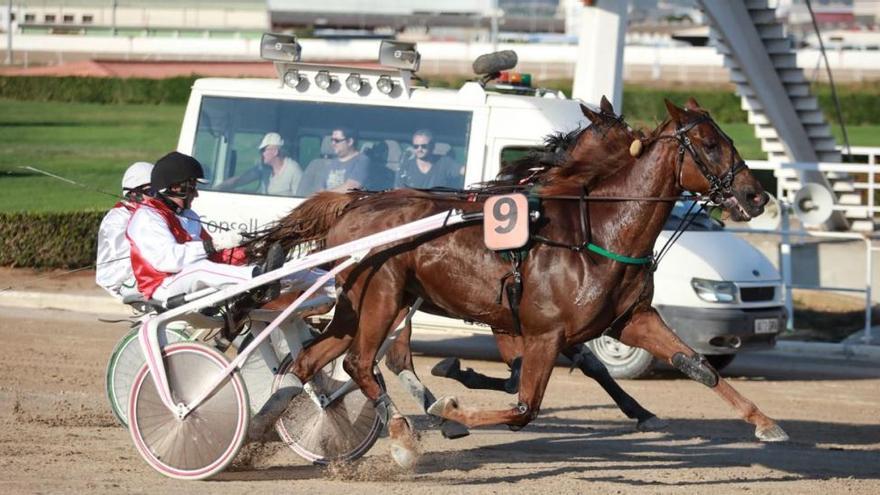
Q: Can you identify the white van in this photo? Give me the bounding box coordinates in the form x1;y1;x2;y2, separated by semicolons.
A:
179;36;785;378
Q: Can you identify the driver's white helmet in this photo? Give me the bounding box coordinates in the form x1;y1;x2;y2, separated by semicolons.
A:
121;161;154;194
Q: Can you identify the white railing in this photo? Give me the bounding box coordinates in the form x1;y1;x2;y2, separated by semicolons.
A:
840;145;880;165
747;159;880;221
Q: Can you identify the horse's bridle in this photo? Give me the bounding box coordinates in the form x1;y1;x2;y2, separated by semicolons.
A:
672;115;748;205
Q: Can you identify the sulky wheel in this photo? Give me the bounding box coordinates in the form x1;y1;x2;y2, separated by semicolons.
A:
274;356;382;464
105;324;189;426
128;342;249;480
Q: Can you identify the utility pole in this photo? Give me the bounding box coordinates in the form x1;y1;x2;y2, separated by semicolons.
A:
5;0;12;65
111;0;117;36
571;0;628;110
490;0;500;52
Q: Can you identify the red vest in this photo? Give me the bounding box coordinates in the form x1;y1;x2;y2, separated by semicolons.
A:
126;197;246;298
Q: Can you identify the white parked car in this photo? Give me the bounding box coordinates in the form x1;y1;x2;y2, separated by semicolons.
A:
175;37;783;378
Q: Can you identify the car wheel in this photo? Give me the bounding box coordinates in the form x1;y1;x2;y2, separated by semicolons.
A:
705;353;736;371
586;336;655;379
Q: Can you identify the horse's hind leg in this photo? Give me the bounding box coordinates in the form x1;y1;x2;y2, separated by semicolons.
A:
429;331;562;430
384;304;469;439
248;294;359;442
618;309;788;442
290;293;358;382
560;344;666;431
343;284;422;469
430;332;522;393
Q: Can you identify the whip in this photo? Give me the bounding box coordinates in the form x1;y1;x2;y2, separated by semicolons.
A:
18;165;231;232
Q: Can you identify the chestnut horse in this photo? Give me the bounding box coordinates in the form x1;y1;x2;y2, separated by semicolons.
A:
259;98;788;465
381;97;665;435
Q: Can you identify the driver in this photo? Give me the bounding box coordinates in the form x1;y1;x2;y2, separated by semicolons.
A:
95;161;154;299
125;151;282;302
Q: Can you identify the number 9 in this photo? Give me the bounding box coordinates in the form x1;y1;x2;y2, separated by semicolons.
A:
493;197;518;234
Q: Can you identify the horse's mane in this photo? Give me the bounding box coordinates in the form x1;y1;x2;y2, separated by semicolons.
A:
474;127;584;193
242;190;370;261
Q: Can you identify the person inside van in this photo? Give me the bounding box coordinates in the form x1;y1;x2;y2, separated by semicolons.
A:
218;132;303;196
321;127;371;192
362;140;395;190
395;129;461;189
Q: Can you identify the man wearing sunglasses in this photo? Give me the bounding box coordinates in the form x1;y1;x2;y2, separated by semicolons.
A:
395;129;461;190
125;151;282;303
323;127;370;192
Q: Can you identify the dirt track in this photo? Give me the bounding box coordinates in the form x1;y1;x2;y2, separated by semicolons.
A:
1;304;879;494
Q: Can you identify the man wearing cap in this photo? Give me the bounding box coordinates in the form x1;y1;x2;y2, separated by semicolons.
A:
95;161;154;299
219;132;302;196
126;151;282;302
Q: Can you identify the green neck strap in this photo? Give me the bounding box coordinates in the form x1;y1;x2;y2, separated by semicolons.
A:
523;187;652;265
585;243;653;265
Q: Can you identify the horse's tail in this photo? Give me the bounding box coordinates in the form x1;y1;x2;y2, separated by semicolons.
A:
243;191;363;262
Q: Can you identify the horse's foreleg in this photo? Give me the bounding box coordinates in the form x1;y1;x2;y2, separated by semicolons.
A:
618;309;788;442
560;344;666;431
384;304;469;439
428;332;561;430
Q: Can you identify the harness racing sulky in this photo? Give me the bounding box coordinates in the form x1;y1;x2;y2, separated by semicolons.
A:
120;96;787;481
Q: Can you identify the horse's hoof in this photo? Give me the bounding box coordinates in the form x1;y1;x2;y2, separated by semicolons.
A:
247;382;302;443
391;444;419;470
440;419;470;440
756;423;789;442
388;415;420;470
636;415;669;432
427;396;458;417
431;357;461;378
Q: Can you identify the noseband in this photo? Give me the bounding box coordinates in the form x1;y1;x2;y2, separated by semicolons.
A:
673;116;748;205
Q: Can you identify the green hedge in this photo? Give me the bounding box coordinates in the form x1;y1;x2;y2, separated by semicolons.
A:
814;85;880;125
2;74;878;124
0;75;197;104
0;211;103;268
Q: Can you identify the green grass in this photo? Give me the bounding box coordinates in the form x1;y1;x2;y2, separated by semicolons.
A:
0;99;184;212
1;98;878;213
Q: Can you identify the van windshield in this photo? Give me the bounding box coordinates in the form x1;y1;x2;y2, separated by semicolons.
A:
193;96;472;197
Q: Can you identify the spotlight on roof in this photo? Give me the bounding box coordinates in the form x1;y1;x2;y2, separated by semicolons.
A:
378;40;420;72
315;70;333;90
260;33;302;62
345;73;365;93
376;75;395;95
283;69;307;90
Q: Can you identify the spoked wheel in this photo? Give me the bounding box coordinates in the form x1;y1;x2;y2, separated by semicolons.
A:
105;324;189;426
128;342;249;480
274;356;382;464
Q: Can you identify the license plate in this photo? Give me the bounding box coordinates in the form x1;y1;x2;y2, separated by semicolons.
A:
755;318;779;334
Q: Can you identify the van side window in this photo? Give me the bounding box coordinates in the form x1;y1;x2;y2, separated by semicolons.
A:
193;96;472;197
498;146;545;181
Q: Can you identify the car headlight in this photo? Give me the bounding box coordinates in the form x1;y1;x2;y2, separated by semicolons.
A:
691;278;737;303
